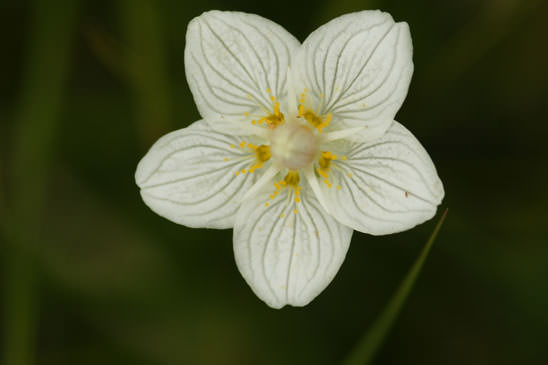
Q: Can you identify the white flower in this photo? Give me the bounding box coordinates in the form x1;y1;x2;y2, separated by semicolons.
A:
135;10;444;308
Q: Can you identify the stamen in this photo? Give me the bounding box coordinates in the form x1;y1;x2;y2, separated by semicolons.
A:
265;101;284;128
256;145;271;162
297;88;310;118
284;170;300;186
229;143;271;177
301;108;332;133
317;151;337;187
317;113;332;133
263;171;302;213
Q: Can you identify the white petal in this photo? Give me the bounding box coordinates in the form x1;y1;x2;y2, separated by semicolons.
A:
185;11;300;133
135;120;267;229
234;177;353;308
292;10;413;137
317;121;444;235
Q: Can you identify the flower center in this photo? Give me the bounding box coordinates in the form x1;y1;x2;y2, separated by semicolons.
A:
269;122;318;170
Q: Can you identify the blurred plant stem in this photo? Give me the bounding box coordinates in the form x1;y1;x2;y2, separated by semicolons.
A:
2;1;79;364
119;0;172;147
343;209;448;365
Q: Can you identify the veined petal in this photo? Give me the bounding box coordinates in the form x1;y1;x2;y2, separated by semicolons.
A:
292;10;413;138
135;120;268;229
185;11;300;133
316;121;444;235
234;177;353;308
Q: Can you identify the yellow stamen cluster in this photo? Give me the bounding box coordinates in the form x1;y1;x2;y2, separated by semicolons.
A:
284;170;300;186
317;151;337;187
256;144;271;162
265;170;302;214
297;88;332;133
233;142;271;175
265;101;284;127
250;89;285;129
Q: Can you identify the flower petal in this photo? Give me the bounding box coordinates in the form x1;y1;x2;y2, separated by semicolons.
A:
292;10;413;138
234;177;353;308
316;121;444;235
135;120;267;229
185;11;300;134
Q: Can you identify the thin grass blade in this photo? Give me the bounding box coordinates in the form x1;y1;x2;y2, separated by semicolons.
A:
343;208;448;365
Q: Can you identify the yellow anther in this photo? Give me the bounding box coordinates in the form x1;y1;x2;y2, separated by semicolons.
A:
263;173;302;214
244;112;249;116
336;185;342;190
265;102;284;128
241;169;246;174
293;209;298;214
317;113;332;133
230;144;235;149
317;168;328;179
266;88;271;94
224;157;229;162
270;95;276;101
235;171;240;176
342;156;347;160
280;213;285;218
256;145;271;162
265;202;269;207
317;151;338;186
348;173;353;178
284;171;300;186
303;110;322;127
318;151;336;170
251;120;257;125
239;141;246;148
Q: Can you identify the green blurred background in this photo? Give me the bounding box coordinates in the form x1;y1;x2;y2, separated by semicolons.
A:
1;0;547;364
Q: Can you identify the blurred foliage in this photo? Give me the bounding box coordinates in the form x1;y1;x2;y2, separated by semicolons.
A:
1;0;548;364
